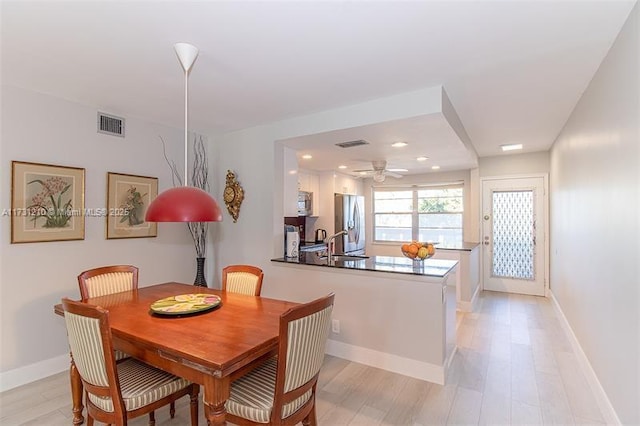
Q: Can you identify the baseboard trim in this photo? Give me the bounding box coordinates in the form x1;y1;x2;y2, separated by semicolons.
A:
0;354;69;393
325;339;445;385
457;285;481;312
549;292;620;425
6;342;452;392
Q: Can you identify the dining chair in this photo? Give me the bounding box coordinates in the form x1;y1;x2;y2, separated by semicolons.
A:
61;298;199;426
222;264;264;296
77;265;177;419
224;293;335;425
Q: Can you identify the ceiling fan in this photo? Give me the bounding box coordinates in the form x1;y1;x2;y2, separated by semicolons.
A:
353;160;404;182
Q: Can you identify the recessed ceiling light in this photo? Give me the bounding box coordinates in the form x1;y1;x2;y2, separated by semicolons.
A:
359;171;368;175
338;165;347;169
416;156;429;161
500;143;523;152
387;168;408;172
431;165;440;170
391;142;408;148
301;154;313;159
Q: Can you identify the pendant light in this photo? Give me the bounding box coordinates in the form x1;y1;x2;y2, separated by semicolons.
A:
145;43;223;222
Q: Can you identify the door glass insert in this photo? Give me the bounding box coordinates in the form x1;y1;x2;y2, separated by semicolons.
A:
492;190;535;280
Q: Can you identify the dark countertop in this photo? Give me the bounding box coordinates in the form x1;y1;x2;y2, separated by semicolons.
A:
271;252;458;278
432;242;480;251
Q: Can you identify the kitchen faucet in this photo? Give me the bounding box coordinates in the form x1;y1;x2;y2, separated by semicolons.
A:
326;230;348;255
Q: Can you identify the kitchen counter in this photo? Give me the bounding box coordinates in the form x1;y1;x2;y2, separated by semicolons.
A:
270;252;458;385
271;253;458;278
435;242;480;251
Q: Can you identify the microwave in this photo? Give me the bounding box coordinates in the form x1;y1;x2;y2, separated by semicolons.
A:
297;191;313;216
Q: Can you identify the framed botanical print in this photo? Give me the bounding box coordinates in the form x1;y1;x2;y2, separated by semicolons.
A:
106;172;158;239
11;161;85;243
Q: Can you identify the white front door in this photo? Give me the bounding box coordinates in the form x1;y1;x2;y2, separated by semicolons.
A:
481;176;546;296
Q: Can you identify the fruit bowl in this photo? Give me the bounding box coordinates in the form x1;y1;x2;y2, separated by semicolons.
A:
401;241;436;261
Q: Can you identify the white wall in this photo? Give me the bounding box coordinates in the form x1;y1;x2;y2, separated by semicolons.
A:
0;86;199;387
479;151;550;177
211;85;446;279
549;2;639;424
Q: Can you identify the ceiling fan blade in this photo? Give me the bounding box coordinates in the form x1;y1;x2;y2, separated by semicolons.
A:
352;169;374;173
385;171;403;178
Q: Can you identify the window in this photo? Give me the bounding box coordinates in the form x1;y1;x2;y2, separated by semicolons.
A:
373;186;463;245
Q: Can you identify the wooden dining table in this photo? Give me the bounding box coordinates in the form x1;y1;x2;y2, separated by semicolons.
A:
54;282;298;425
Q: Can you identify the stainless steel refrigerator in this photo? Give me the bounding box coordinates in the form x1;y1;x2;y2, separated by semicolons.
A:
334;193;365;255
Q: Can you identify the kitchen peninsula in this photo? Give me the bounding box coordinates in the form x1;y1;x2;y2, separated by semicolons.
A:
273;252;457;277
271;254;458;385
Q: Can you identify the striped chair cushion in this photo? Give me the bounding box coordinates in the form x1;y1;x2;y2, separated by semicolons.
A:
84;272;134;298
88;358;191;412
284;305;332;393
226;357;312;423
226;272;260;296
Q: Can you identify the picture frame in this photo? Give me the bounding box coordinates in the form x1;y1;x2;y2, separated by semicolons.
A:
106;172;158;239
11;161;85;243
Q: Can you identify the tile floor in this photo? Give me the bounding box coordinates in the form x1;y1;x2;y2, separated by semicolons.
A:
0;291;606;425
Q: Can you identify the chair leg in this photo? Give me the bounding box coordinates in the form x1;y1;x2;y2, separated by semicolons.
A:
148;410;155;426
302;403;317;426
170;401;176;418
189;384;199;426
86;416;94;426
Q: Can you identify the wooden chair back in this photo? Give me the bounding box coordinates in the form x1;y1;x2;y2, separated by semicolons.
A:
222;264;264;296
77;265;138;300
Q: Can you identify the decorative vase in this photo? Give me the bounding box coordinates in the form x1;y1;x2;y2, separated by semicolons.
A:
194;257;207;287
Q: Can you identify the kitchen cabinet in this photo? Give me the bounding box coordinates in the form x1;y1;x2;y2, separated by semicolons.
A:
334;173;362;195
298;171;320;216
283;147;298;217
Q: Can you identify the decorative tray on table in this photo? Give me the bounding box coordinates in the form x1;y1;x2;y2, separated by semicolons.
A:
150;293;221;316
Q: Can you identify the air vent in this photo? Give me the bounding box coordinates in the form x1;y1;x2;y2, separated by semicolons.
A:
97;112;125;137
335;139;369;148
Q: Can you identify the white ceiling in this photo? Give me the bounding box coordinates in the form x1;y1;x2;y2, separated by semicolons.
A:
2;1;635;176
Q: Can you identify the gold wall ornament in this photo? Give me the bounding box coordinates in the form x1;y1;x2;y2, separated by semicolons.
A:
223;170;244;223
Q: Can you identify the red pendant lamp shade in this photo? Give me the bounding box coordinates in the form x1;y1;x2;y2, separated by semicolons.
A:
145;187;222;222
145;42;223;223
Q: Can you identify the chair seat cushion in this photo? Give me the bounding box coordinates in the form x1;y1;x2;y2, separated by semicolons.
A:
226;357;312;423
88;358;191;412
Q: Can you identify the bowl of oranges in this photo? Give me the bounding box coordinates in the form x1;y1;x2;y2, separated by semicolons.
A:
401;241;436;261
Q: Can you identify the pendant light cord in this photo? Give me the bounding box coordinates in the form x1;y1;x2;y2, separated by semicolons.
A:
184;70;189;187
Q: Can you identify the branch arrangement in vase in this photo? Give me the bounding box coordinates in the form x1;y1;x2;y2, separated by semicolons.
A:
160;134;209;259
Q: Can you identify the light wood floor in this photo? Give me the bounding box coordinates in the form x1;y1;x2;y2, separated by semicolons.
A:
0;291;606;425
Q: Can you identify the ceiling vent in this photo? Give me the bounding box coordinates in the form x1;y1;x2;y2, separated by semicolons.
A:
97;112;125;137
335;139;369;149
